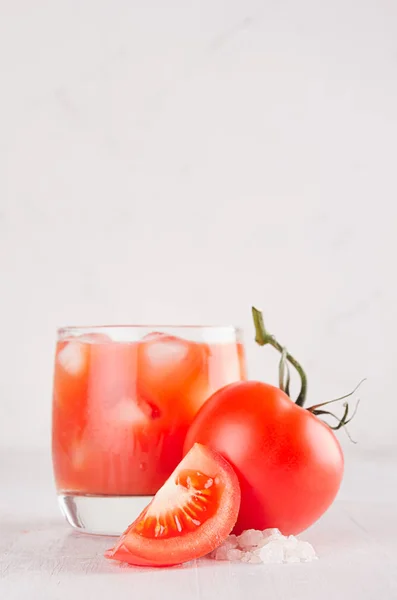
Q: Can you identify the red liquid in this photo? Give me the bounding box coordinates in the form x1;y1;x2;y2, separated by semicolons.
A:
52;333;245;496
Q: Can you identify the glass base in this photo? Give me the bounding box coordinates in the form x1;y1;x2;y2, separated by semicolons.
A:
58;493;153;536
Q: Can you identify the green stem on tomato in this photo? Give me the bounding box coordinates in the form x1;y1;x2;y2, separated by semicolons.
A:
252;306;308;407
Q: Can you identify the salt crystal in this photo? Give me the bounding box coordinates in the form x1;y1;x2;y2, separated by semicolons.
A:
292;541;318;562
284;535;299;551
226;548;244;561
283;535;300;562
240;552;252;563
211;546;230;561
220;537;239;552
241;552;263;564
285;554;300;563
210;528;317;565
210;535;238;560
261;528;282;539
237;529;264;548
258;529;284;547
259;540;284;564
226;535;238;549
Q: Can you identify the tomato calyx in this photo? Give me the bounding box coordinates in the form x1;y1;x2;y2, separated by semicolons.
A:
307;379;365;442
252;306;308;407
252;306;365;439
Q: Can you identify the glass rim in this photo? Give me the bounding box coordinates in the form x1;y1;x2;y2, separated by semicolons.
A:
58;324;241;333
57;324;243;343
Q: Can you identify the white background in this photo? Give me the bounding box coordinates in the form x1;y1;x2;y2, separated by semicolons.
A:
1;0;397;453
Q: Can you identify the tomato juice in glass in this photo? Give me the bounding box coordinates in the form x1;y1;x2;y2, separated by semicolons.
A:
52;326;245;534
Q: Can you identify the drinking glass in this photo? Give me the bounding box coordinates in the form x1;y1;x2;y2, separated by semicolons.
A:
52;325;246;534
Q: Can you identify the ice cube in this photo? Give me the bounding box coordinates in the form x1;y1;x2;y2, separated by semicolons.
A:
144;337;188;366
70;439;88;470
110;397;148;425
58;342;86;375
142;332;167;341
258;540;285;564
78;333;110;344
237;529;264;549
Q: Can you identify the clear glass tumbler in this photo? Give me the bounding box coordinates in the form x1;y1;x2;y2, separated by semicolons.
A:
52;325;246;535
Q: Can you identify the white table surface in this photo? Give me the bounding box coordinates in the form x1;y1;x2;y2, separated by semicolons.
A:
1;447;397;600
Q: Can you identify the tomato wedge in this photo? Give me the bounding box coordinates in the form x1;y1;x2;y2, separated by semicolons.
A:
105;443;240;567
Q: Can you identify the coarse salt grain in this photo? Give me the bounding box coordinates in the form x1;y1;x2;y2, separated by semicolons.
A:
257;529;283;548
258;540;284;564
225;548;244;561
262;528;282;539
290;541;317;562
209;536;239;560
241;552;263;564
210;528;317;565
262;527;284;541
237;529;264;548
226;534;238;548
210;546;230;561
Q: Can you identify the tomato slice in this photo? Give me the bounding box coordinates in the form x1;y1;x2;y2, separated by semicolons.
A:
105;443;240;567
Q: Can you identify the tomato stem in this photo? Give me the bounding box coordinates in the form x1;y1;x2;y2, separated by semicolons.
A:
307;379;365;441
308;379;366;412
252;307;308;407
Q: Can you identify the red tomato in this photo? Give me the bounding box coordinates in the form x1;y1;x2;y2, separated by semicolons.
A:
184;381;344;536
105;443;240;567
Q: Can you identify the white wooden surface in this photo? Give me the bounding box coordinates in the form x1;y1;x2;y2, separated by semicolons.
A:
1;447;397;600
